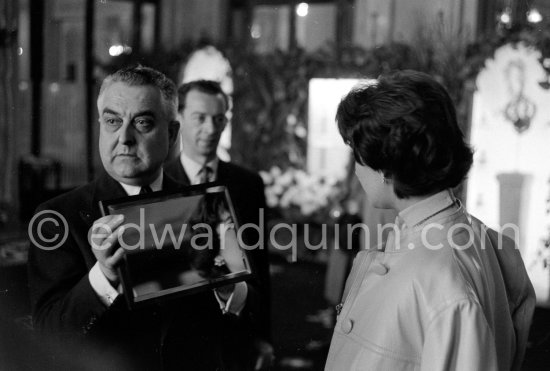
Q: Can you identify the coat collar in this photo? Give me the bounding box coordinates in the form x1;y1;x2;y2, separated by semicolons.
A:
165;157;191;186
216;161;230;182
398;189;457;229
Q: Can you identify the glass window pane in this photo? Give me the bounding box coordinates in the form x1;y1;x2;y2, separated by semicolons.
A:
95;1;134;65
43;0;85;81
141;3;156;53
252;5;290;53
17;0;31;81
41;0;87;187
296;3;336;52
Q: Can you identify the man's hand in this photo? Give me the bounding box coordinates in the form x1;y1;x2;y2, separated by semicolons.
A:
253;339;275;370
89;214;126;286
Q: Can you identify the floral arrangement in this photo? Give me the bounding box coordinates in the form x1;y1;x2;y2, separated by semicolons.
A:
260;166;340;222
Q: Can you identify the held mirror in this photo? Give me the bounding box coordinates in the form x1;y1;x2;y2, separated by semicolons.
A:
100;183;252;309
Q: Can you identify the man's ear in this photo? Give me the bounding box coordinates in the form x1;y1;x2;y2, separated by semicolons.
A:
168;120;180;147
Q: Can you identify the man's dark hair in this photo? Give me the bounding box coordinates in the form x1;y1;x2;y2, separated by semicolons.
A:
177;80;229;113
99;65;178;119
336;70;473;198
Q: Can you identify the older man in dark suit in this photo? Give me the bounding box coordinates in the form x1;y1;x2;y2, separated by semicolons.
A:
28;66;260;370
165;80;273;367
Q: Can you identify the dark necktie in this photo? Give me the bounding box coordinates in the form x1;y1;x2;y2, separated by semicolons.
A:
139;185;152;194
198;166;213;184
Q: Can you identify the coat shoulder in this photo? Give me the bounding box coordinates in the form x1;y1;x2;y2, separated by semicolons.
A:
37;181;96;213
220;161;263;184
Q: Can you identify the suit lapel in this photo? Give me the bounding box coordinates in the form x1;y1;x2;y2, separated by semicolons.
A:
165;158;191;186
79;172;127;226
162;172;181;191
216;161;230;184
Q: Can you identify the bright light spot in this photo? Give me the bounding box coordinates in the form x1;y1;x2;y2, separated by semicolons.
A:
109;44;124;57
295;126;307;138
17;47;23;56
331;209;342;219
499;7;511;24
108;44;132;56
500;12;511;24
251;24;261;39
19;81;29;91
287;114;297;126
49;83;60;94
297;3;309;17
527;8;543;23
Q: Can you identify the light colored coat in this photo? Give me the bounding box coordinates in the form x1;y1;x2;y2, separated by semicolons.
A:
325;191;535;371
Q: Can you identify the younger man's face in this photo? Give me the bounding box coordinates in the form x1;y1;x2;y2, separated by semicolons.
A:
178;89;227;163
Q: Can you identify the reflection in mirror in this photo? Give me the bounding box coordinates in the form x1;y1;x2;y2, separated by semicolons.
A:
101;185;251;307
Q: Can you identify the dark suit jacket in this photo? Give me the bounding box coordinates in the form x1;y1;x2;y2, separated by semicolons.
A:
165;159;271;340
27;172;256;370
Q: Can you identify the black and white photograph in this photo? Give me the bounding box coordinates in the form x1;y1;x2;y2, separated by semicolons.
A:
1;0;550;370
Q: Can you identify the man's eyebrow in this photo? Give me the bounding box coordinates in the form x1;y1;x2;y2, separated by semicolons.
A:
101;109;156;117
101;108;119;116
133;110;157;118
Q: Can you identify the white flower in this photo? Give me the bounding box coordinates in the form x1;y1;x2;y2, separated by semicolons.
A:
277;170;294;188
270;166;282;178
266;194;279;208
260;171;272;185
301;202;318;216
280;187;299;208
294;169;308;185
262;166;339;218
271;183;284;196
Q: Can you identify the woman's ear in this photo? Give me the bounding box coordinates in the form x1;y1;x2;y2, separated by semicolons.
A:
380;171;392;184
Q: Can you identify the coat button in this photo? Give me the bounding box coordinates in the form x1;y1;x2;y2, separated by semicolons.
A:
371;262;388;276
341;318;354;334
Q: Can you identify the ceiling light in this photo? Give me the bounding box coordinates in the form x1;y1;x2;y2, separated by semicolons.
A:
297;3;309;17
527;8;543;23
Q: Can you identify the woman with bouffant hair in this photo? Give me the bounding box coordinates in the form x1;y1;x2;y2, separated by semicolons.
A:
325;70;535;371
337;70;473;199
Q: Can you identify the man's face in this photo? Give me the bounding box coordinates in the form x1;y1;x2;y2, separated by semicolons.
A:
179;90;227;163
97;82;178;186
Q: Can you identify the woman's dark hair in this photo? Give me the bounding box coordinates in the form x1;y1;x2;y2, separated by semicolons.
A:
185;194;229;278
336;70;473;198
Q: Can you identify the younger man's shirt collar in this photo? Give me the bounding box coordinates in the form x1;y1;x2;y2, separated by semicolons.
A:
179;151;219;184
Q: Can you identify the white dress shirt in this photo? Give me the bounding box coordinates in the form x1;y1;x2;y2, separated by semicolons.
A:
180;151;218;184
